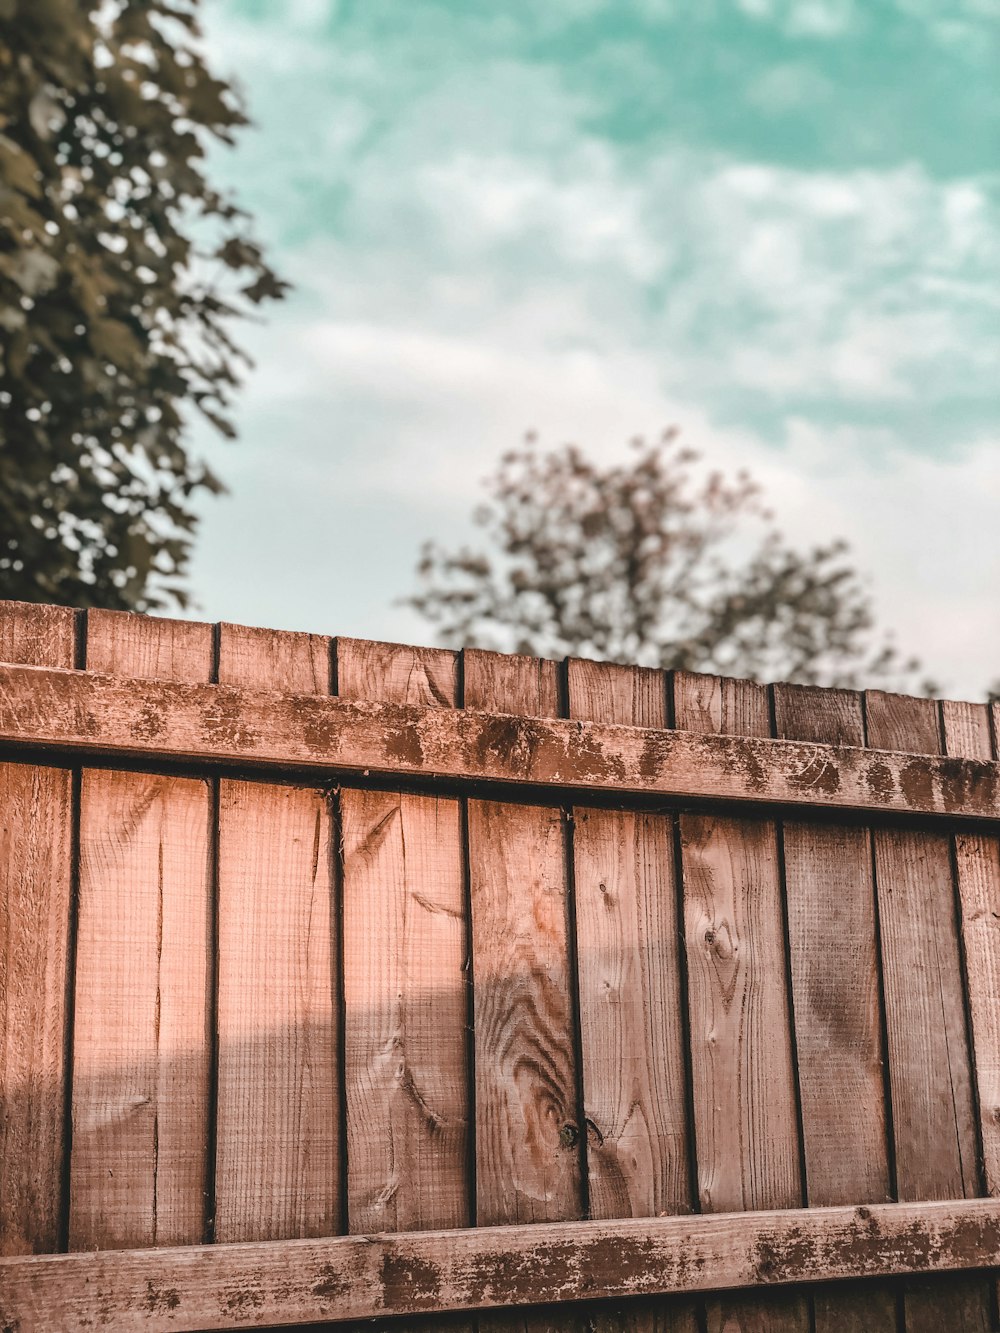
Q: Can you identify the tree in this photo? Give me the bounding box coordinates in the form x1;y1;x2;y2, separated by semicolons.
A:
0;0;286;611
408;431;925;689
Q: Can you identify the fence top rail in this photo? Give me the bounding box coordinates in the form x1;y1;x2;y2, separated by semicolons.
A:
0;660;997;824
2;1198;999;1332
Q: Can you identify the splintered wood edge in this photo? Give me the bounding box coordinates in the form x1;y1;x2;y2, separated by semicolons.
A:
0;664;997;822
2;1199;1000;1331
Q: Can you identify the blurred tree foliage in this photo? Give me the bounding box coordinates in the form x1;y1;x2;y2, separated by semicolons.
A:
409;431;926;689
0;0;286;610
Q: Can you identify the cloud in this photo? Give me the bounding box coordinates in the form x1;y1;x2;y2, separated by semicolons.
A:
182;0;1000;699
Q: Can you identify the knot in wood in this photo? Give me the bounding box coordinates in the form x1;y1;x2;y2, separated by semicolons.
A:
559;1123;579;1150
705;922;734;960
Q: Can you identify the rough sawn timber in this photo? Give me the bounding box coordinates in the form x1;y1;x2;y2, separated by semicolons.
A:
774;681;896;1333
69;609;214;1252
464;648;583;1333
3;1199;1000;1332
0;663;998;822
0;604;76;1255
675;671;807;1333
868;690;991;1332
567;658;697;1333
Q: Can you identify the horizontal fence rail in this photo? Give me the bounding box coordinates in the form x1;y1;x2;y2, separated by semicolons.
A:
0;662;998;822
3;1201;1000;1332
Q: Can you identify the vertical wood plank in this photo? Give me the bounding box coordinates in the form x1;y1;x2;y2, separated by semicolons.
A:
568;660;697;1333
83;611;213;684
865;690;942;755
946;700;1000;1318
70;611;213;1250
338;638;457;709
675;671;808;1333
774;682;895;1333
942;700;994;763
0;602;76;1256
338;640;469;1235
0;600;76;667
955;831;1000;1192
867;690;991;1333
463;649;560;718
465;650;582;1333
772;682;869;748
215;624;339;1244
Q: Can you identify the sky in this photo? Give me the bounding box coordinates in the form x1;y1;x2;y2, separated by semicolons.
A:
189;0;1000;697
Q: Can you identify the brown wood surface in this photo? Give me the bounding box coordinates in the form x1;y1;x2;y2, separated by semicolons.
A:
567;659;696;1333
945;699;1000;1318
867;690;991;1332
463;649;561;717
83;609;214;684
0;599;76;667
2;662;999;822
69;612;213;1251
5;1198;1000;1332
955;831;1000;1190
337;641;470;1237
465;651;582;1333
338;637;457;709
675;671;808;1333
70;769;211;1249
0;602;76;1255
942;700;995;763
215;624;339;1243
462;786;579;1213
774;681;895;1333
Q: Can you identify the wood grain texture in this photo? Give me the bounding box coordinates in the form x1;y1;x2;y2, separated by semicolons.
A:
465;650;581;1333
464;649;560;717
866;690;942;755
954;831;1000;1195
338;638;470;1250
0;602;76;1255
70;771;211;1249
673;670;770;738
676;671;807;1333
571;808;690;1218
867;690;991;1332
946;698;1000;1317
219;621;330;695
942;700;994;762
466;796;580;1226
774;681;895;1333
215;624;339;1243
0;599;76;667
772;682;868;747
84;610;213;682
568;659;695;1333
338;637;456;709
340;789;468;1232
69;612;213;1251
4;664;999;822
6;1198;1000;1332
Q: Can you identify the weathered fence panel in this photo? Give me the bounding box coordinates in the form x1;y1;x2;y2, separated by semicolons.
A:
1;599;999;1333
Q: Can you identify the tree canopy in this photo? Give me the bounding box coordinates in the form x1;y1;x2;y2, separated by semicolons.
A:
0;0;285;610
409;431;925;689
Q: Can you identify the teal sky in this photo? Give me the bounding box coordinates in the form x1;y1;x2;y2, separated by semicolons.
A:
190;0;1000;695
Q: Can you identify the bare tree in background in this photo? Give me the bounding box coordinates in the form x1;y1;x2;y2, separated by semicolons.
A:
408;430;926;689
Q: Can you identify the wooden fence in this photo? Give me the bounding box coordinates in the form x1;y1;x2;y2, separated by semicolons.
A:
0;598;999;1333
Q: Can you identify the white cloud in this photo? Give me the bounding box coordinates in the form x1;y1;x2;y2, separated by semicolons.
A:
191;240;1000;696
183;0;1000;700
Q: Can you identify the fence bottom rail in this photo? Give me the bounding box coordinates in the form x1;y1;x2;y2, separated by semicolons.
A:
1;1197;998;1332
